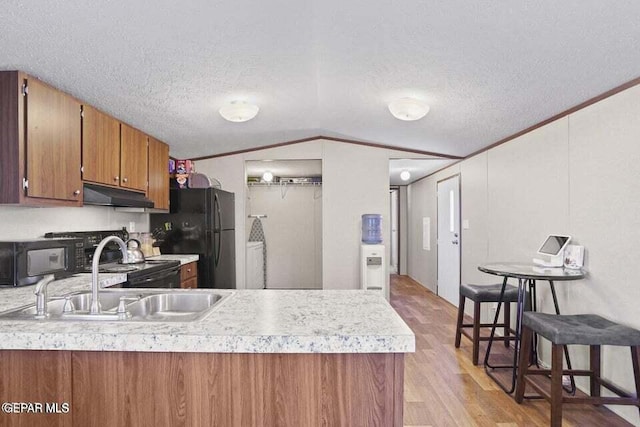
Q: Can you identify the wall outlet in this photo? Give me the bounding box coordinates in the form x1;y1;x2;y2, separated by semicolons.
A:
462;219;470;229
128;221;136;232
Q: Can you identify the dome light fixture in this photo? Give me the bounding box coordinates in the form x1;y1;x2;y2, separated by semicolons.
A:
262;171;274;182
400;170;411;181
388;97;429;121
219;100;259;123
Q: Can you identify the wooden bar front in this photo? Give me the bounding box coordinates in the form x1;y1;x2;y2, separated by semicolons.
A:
0;350;404;427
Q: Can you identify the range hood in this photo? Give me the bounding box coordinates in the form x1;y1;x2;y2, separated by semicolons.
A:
83;183;154;208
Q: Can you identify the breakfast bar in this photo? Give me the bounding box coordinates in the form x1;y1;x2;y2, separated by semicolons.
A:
0;278;414;426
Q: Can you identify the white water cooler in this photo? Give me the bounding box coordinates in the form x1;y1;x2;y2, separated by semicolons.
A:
360;244;387;299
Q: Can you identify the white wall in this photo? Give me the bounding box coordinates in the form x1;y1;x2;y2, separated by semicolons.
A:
406;83;640;425
322;142;390;292
0;205;148;239
196;139;394;292
247;185;322;289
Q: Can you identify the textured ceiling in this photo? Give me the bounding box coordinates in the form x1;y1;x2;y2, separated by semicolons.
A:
1;1;639;159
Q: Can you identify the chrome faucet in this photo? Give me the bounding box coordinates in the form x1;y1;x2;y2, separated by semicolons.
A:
90;236;129;314
34;274;56;319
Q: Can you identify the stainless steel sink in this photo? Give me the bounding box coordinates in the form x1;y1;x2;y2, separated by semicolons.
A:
127;293;225;321
0;290;229;322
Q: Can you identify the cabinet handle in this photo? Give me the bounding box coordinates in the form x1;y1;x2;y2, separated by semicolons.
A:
187;268;191;273
114;176;119;182
73;190;80;196
122;177;128;183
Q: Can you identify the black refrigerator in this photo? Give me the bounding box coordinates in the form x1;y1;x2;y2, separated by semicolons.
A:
150;188;236;289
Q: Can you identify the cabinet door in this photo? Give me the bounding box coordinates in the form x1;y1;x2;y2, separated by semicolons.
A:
120;123;148;192
82;105;121;186
147;137;169;209
26;78;82;202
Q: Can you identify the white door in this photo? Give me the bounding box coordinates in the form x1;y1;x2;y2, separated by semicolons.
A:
437;175;460;306
390;189;399;274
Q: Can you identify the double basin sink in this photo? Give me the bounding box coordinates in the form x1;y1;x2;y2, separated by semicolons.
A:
0;289;229;322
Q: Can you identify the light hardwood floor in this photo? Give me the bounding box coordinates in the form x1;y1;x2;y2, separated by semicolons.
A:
390;275;634;427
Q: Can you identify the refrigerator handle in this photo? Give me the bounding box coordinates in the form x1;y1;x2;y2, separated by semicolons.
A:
214;231;221;266
214;193;222;232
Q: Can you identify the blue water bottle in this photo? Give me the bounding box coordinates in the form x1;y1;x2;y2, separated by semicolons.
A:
361;214;382;244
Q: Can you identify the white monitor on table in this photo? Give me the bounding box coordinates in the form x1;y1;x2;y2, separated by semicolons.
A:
537;235;571;256
533;234;571;267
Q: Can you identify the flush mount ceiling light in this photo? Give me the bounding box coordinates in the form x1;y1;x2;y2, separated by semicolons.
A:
388;97;430;121
219;100;259;123
262;171;274;182
400;170;411;181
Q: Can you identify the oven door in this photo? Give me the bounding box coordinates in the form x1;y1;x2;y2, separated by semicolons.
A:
124;266;181;288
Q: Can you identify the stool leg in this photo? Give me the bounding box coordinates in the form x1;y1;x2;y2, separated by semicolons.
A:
455;294;465;348
631;346;640;416
590;345;601;399
550;343;564;427
503;302;511;347
472;301;481;365
515;325;532;403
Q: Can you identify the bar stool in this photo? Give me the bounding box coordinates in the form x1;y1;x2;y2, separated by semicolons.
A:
455;283;519;365
515;312;640;427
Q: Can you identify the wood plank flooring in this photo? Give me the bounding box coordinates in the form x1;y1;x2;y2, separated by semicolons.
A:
390;275;634;427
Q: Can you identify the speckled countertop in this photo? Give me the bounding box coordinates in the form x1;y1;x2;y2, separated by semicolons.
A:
0;282;415;353
147;254;199;266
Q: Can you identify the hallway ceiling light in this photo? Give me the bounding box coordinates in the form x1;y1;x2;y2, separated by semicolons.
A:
262;171;274;182
219;100;259;123
388;98;429;121
400;170;411;181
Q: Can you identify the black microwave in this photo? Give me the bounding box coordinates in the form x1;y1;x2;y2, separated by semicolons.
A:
0;238;84;287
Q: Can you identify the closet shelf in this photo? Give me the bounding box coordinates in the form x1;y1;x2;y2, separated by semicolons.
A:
247;182;322;187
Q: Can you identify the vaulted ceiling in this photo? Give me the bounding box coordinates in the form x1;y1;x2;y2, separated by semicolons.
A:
1;1;639;159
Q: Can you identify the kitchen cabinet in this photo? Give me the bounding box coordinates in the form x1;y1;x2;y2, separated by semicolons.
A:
147;136;170;210
180;261;198;288
81;105;121;186
0;71;82;206
120;124;148;192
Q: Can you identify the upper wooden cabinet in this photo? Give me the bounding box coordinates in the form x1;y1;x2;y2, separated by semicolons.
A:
148;137;170;210
0;70;170;208
82;105;121;186
120;124;148;192
0;71;82;206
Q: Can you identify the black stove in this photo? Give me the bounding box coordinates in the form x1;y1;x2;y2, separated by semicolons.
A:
45;230;181;288
95;260;180;278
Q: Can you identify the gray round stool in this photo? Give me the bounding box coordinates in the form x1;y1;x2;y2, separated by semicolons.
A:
455;283;519;365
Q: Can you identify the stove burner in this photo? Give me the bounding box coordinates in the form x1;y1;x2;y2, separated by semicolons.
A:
99;265;138;273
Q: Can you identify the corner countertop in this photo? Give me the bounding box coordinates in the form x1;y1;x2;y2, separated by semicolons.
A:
0;282;415;354
146;254;199;266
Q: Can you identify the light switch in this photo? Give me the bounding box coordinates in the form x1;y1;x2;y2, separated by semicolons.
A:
462;219;470;230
